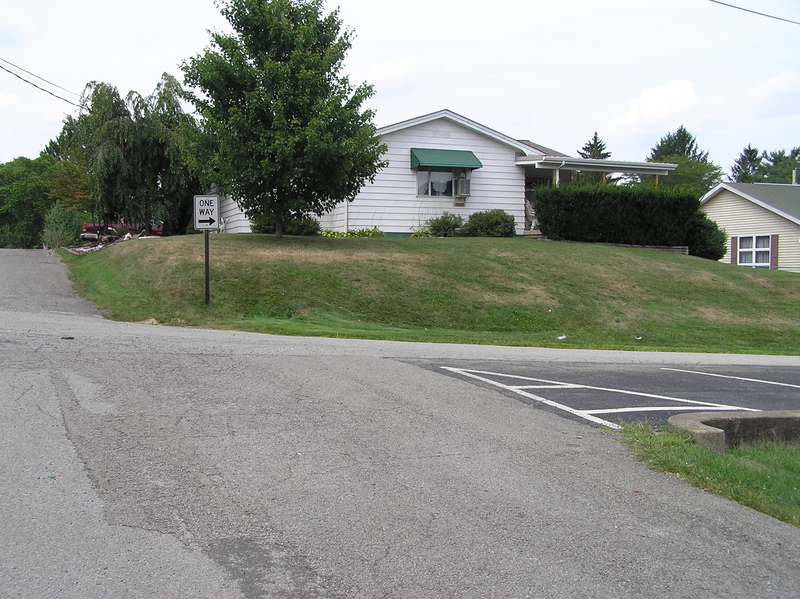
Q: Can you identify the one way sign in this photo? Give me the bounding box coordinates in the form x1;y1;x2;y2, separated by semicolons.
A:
194;195;219;230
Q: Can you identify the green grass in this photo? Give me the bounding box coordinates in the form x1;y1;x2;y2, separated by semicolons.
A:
620;423;800;526
62;234;800;353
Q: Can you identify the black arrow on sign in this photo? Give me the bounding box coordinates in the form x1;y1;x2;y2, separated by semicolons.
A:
197;217;216;226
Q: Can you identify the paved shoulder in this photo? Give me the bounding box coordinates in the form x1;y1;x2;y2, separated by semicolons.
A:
0;248;98;316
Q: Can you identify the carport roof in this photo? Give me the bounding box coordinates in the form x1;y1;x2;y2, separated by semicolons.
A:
515;155;679;176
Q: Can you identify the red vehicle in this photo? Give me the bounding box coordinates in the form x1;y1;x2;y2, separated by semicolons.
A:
80;221;162;241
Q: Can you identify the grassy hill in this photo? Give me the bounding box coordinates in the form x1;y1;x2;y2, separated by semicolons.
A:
63;234;800;354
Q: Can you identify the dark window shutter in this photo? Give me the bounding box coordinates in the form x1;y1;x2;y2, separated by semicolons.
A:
730;237;738;264
771;234;779;269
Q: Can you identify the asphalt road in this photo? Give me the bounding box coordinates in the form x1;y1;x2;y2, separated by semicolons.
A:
1;247;799;598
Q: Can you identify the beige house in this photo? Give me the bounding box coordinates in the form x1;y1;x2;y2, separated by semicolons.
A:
701;182;800;272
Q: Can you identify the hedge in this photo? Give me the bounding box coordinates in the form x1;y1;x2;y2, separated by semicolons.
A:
532;185;699;247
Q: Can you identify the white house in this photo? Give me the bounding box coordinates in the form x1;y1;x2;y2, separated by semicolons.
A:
219;109;677;235
701;182;800;272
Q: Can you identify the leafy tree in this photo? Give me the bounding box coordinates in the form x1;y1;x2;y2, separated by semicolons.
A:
645;126;721;195
761;148;800;183
0;155;56;248
730;145;800;184
181;0;387;238
125;74;204;234
731;144;764;183
651;154;723;197
648;125;708;162
575;132;612;184
49;75;203;234
42;202;84;249
44;115;96;214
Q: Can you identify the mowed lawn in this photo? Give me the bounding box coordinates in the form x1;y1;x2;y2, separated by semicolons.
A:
63;234;800;354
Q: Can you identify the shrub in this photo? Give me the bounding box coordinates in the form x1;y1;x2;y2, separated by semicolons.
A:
250;213;321;236
686;211;727;260
533;184;699;246
321;227;385;238
426;212;464;237
42;204;84;248
461;209;516;237
348;227;386;238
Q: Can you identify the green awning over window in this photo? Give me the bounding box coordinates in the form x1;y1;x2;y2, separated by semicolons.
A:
410;148;483;169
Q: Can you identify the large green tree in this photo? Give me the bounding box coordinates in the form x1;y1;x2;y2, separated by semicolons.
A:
646;125;722;195
730;145;800;184
0;155;56;248
181;0;387;237
648;125;709;162
49;75;203;234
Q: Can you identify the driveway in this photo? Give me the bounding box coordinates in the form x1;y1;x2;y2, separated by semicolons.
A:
1;248;798;598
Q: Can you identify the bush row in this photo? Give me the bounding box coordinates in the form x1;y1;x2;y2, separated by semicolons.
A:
414;209;516;238
322;227;386;238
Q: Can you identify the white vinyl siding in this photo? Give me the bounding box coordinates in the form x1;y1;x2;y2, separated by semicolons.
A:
219;195;253;234
320;118;526;235
702;190;800;273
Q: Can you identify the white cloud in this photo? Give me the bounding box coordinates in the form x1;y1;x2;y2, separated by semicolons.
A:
604;81;699;133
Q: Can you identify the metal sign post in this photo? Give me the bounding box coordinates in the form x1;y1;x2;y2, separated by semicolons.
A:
194;195;220;307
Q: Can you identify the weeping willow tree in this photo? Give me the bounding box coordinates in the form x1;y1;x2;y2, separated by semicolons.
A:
47;75;204;234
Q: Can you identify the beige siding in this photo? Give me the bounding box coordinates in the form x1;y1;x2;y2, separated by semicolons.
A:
703;190;800;272
324;118;526;234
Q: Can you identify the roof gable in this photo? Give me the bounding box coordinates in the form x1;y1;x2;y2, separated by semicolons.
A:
378;109;540;156
702;183;800;226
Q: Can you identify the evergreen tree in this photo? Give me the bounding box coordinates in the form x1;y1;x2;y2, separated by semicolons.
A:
577;132;611;160
576;131;612;184
648;125;709;162
731;144;764;183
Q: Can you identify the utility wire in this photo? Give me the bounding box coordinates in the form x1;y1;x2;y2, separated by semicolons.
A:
0;63;82;108
706;0;800;26
0;57;82;99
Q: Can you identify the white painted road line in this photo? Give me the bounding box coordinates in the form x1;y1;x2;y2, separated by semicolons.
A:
661;368;800;389
442;367;757;430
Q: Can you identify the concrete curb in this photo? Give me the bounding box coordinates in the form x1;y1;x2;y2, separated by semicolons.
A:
667;410;800;450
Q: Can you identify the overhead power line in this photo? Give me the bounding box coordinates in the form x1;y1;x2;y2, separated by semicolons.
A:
0;57;81;99
0;57;83;108
706;0;800;26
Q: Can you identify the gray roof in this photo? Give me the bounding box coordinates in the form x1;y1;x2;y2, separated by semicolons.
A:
708;183;800;222
516;139;570;157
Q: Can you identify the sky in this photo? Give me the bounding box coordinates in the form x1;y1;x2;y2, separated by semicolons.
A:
1;0;799;175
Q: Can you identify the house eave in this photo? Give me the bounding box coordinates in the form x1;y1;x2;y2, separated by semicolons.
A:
516;155;679;176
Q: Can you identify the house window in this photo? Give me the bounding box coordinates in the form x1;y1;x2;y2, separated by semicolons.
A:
417;168;453;196
737;235;772;268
